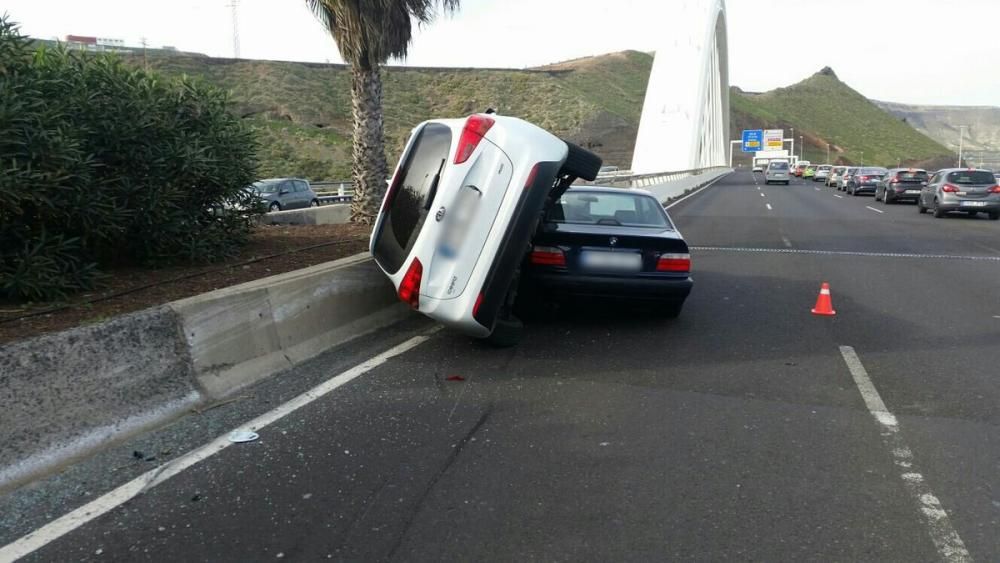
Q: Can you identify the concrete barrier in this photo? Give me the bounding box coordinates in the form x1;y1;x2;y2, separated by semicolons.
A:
0;252;406;492
644;168;732;204
263;204;351;225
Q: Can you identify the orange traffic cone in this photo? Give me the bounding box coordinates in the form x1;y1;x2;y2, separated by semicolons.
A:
811;282;836;316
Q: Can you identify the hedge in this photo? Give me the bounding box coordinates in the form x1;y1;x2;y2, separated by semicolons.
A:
0;16;261;301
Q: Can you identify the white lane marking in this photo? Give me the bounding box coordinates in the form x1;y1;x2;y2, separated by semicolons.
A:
834;194;844;199
866;206;885;214
760;192;766;197
757;186;761;190
815;187;821;191
0;331;438;561
839;347;971;563
665;172;730;210
781;236;793;248
765;203;773;211
690;246;1000;262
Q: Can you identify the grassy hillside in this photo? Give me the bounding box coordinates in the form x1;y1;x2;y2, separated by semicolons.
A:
121;52;957;179
732;68;954;168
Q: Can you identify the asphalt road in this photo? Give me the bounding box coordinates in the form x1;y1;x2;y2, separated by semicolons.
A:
7;171;1000;562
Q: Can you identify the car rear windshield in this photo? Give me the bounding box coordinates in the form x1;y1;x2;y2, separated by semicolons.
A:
548;191;671;228
946;170;995;185
769;162;789;170
818;166;831;171
860;168;887;176
371;123;452;274
896;170;928;181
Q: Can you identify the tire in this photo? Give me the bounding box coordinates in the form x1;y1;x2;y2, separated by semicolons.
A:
875;190;882;202
485;316;523;347
657;302;684;319
933;200;946;218
989;212;1000;221
560;140;602;181
269;202;281;212
310;199;319;207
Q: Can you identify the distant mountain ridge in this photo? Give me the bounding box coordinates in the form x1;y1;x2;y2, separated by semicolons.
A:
873;101;1000;168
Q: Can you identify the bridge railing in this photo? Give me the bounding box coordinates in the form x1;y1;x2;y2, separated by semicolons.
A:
584;166;731;189
312;180;354;204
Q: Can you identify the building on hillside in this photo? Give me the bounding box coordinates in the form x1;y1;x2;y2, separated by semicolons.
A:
63;35;131;54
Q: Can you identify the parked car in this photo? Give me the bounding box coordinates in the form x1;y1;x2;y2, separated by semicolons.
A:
837;167;859;191
251;178;319;212
813;164;832;182
370;113;602;346
917;168;1000;219
803;165;817;179
846;167;889;195
519;187;692;318
875;169;929;204
827;166;847;187
764;161;791;185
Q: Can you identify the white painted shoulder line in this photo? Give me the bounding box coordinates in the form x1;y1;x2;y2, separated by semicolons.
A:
866;206;885;214
839;346;971;563
0;330;438;561
665;172;730;209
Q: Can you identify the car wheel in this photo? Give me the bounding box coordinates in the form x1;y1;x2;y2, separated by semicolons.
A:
656;301;684;318
933;200;946;218
310;199;319;207
269;202;281;212
559;140;602;181
989;211;1000;221
485;316;523;347
875;190;882;202
884;192;893;204
917;198;927;214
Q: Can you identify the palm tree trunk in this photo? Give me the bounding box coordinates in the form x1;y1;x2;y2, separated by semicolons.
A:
348;65;389;225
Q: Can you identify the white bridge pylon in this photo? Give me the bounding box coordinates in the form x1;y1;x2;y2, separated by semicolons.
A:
631;0;730;174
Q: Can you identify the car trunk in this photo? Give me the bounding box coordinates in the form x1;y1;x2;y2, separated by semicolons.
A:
534;223;689;275
946;171;997;200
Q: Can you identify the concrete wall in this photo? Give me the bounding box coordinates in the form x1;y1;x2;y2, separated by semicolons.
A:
262;204;351;225
0;253;406;492
643;168;732;203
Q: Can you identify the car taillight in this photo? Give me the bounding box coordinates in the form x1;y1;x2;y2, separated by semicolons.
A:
530;245;566;267
890;178;900;184
454;114;495;164
523;163;540;190
656;253;691;272
942;183;959;193
989;185;1000;194
473;292;484;316
860;176;869;182
397;258;423;309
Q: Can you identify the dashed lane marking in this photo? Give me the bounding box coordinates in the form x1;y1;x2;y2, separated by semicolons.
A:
0;330;440;561
781;236;793;248
867;206;885;214
839;347;971;563
760;192;766;197
766;203;773;211
690;246;1000;263
834;194;844;199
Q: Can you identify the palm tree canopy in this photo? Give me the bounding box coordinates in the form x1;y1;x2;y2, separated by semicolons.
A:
306;0;460;70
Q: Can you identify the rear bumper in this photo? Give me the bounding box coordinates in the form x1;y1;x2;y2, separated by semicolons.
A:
852;184;877;193
937;201;1000;212
526;271;693;303
885;189;922;201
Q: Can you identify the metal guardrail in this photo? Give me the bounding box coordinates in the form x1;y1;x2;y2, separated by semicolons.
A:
583;166;732;189
312;180;354;204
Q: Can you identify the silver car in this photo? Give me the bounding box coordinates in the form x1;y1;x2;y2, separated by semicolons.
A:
813;165;832;182
251;178;320;212
764;161;791;185
917;168;1000;220
827;166;848;187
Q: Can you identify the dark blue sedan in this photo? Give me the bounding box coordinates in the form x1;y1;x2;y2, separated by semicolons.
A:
518;186;692;317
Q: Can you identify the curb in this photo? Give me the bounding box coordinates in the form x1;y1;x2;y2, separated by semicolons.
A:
0;252;406;492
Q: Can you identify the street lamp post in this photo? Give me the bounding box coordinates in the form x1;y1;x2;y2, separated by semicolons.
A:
957;125;968;167
826;143;831;164
800;136;803;159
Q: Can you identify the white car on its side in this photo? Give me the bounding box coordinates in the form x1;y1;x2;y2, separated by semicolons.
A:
370;113;601;346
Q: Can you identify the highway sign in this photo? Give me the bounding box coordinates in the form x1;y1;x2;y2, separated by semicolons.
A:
741;130;763;152
764;129;784;150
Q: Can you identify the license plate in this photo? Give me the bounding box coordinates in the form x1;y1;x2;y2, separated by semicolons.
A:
905;190;921;194
580;251;641;272
961;201;988;207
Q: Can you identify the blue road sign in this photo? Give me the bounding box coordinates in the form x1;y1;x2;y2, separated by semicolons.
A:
742;129;763;153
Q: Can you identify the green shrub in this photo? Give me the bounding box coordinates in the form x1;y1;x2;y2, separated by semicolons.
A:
0;16;260;300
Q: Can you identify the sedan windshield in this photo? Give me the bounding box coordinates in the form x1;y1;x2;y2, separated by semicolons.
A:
549;191;670;228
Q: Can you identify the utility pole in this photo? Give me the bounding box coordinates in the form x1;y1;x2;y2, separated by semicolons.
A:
790;127;795;163
826;143;831;164
227;0;241;58
799;136;803;159
957;125;968;167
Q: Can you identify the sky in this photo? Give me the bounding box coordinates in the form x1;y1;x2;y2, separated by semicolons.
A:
5;0;999;106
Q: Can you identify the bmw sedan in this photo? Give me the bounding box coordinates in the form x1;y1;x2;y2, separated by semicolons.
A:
917;168;1000;220
519;187;692;318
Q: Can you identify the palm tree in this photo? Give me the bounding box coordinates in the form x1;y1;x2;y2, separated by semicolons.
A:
306;0;460;224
